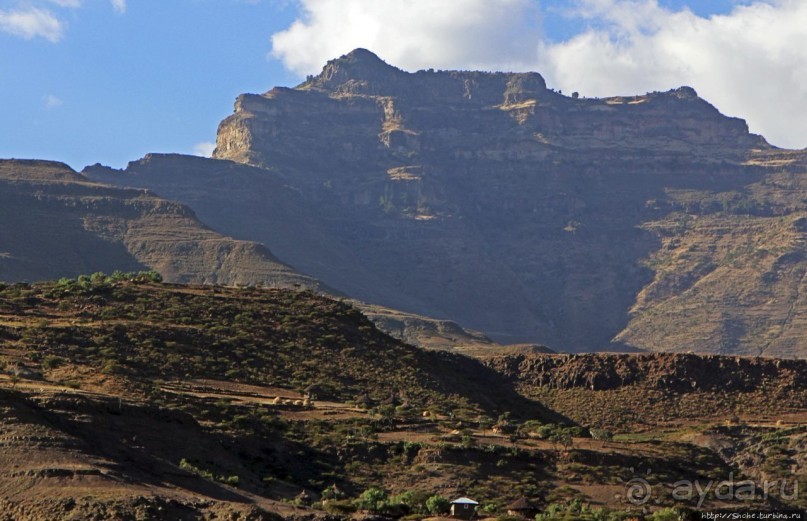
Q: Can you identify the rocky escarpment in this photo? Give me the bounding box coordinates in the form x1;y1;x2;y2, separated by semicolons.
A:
485;352;807;431
486;352;807;392
0;160;322;290
90;49;807;356
216;49;761;168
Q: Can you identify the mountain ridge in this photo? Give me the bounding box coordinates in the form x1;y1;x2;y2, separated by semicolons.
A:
0;159;323;291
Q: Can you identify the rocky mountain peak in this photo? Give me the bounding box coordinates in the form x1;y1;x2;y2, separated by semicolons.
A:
672;85;698;99
300;48;549;106
303;48;406;95
328;47;396;74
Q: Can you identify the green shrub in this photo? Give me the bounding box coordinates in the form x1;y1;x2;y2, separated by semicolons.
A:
41;355;65;370
178;458;239;487
425;495;450;515
392;490;431;515
220;475;240;486
355;487;388;513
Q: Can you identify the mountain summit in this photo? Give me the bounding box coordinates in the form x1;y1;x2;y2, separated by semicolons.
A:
299;48;549;104
309;48;406;92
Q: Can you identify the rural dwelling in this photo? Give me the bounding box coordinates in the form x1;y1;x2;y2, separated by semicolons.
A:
450;497;478;519
504;497;537;518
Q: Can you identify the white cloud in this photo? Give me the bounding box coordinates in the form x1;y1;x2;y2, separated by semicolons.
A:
271;0;807;149
43;94;63;108
49;0;82;8
271;0;542;76
0;6;63;42
193;142;216;158
536;0;807;149
0;0;124;41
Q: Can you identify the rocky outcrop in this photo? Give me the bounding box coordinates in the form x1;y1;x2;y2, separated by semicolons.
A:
486;352;807;392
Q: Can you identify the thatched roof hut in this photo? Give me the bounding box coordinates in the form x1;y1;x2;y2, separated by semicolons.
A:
504;497;536;518
355;393;372;409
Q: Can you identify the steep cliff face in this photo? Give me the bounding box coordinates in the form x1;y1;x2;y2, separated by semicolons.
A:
615;150;807;357
94;49;807;355
0;160;322;289
486;352;807;393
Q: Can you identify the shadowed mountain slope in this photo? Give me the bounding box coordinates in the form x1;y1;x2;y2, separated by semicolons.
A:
0;159;322;290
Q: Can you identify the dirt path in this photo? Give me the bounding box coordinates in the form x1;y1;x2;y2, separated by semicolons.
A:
159;378;369;420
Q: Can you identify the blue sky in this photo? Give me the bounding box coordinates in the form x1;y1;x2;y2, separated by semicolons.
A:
1;0;805;169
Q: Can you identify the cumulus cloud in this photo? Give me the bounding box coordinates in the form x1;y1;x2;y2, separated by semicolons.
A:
1;0;126;41
537;0;807;148
271;0;807;149
271;0;543;75
193;142;216;158
0;6;63;41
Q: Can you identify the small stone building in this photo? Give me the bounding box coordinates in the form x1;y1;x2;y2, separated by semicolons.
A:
450;497;478;520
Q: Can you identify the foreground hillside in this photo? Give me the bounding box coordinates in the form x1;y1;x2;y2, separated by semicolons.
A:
0;277;555;518
2;278;807;519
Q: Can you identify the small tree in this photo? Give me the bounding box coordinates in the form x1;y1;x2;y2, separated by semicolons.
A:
589;428;613;441
426;495;450;515
393;490;431;514
321;484;346;501
355;487;388;514
377;404;396;425
550;431;573;453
